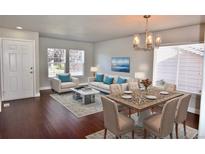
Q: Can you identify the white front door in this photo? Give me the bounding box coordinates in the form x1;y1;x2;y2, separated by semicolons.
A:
2;39;34;101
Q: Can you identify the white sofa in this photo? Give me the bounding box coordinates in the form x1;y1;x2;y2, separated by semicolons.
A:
50;76;79;93
88;74;133;93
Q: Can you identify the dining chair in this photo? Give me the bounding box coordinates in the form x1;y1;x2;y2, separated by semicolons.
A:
164;83;176;91
175;94;191;138
128;82;139;91
110;84;123;95
110;84;131;115
101;96;135;139
156;83;177;110
144;98;179;139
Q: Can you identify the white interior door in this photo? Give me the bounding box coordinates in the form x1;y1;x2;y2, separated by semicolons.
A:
2;39;34;101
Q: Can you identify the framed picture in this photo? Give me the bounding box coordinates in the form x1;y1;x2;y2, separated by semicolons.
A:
111;57;130;73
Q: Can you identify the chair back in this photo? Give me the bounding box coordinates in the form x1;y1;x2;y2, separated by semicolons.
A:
128;82;139;91
175;94;191;123
101;96;120;133
164;83;176;91
110;84;122;95
160;98;178;137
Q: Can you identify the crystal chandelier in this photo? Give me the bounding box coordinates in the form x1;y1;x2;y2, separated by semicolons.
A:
133;15;161;50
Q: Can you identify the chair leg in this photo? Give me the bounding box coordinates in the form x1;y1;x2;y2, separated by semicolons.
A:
144;129;147;139
151;107;154;114
132;130;135;139
104;129;107;139
183;121;187;137
175;123;179;139
128;108;131;117
170;133;173;139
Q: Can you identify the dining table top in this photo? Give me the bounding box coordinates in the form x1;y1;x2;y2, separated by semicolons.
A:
106;87;185;112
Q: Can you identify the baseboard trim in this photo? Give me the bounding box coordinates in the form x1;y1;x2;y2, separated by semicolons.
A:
188;107;200;115
40;86;51;90
35;92;40;97
0;100;2;112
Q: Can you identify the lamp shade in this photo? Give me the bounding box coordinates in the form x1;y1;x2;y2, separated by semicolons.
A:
135;72;146;79
90;67;98;72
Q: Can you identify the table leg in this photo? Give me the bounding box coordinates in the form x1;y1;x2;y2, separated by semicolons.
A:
135;109;152;127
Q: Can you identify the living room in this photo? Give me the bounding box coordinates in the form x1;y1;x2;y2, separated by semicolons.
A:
0;4;205;153
0;15;204;140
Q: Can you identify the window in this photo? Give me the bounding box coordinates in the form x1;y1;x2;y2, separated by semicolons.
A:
48;48;66;77
69;49;85;76
153;43;204;94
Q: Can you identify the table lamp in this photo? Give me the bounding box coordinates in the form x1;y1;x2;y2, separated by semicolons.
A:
90;67;98;77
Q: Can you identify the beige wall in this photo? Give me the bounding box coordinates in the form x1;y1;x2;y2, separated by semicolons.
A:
0;27;40;97
39;37;94;88
94;24;204;113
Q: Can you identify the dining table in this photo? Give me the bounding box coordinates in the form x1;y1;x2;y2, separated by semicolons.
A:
107;86;185;127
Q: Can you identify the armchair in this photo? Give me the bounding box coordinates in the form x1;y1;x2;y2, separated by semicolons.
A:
50;76;79;93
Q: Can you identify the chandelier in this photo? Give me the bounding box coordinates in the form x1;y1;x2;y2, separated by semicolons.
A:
133;15;161;50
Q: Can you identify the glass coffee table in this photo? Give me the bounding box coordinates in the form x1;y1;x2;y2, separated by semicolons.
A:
70;87;100;104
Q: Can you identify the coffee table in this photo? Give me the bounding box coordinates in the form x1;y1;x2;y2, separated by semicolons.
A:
70;87;100;104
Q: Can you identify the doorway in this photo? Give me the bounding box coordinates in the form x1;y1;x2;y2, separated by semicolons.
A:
0;39;35;101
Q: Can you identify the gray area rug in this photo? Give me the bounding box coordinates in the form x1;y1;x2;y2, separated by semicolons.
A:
50;92;104;118
86;115;198;139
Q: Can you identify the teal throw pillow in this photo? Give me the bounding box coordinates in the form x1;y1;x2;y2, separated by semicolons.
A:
96;74;104;82
58;74;72;82
103;76;114;85
116;77;127;84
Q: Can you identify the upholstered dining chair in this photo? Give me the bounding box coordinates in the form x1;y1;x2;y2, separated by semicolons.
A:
101;96;135;139
128;82;139;91
164;83;176;91
156;83;177;111
110;84;130;115
144;98;179;139
110;84;123;95
175;94;191;139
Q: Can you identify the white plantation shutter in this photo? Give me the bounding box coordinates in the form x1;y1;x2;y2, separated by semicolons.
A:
177;51;203;93
153;44;203;94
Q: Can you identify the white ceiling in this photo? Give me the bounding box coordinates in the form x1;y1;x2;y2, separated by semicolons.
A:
0;15;205;42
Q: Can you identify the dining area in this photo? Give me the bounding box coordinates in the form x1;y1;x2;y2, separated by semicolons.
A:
101;82;192;139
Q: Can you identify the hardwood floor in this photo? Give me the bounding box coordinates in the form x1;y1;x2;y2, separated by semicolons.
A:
0;90;199;139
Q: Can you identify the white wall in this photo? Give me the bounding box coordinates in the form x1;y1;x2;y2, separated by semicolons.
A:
94;36;153;79
94;25;202;78
94;24;204;113
0;27;40;98
39;37;94;89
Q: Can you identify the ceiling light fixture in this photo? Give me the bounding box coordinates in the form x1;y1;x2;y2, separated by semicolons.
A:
16;26;23;30
133;15;161;51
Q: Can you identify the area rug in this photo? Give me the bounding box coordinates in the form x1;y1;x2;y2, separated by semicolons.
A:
50;93;104;118
86;113;198;139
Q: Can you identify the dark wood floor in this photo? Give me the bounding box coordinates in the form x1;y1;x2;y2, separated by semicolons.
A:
0;90;199;139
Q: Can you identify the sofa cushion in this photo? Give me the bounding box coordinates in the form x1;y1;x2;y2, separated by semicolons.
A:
96;73;104;82
58;73;72;82
90;82;110;90
99;83;110;90
90;82;101;87
103;76;114;85
61;82;76;89
116;77;127;84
